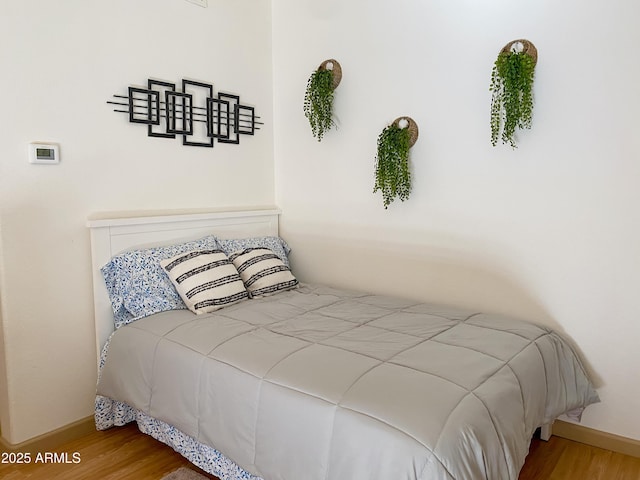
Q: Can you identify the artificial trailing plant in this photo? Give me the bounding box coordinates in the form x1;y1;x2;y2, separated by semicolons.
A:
303;66;336;141
490;41;536;148
373;122;412;209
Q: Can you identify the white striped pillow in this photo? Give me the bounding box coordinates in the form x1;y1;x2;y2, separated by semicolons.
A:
160;250;248;314
229;248;298;297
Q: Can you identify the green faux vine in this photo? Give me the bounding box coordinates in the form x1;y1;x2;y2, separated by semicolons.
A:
490;51;536;148
303;68;335;141
373;124;412;209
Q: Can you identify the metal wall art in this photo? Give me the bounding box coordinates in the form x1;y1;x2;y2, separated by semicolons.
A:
107;78;262;148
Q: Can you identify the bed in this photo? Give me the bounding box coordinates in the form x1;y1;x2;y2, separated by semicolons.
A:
88;207;599;480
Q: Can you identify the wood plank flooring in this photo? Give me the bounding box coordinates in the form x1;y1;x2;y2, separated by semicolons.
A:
519;434;640;480
0;423;217;480
1;422;639;479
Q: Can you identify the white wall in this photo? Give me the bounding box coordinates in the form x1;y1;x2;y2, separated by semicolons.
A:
272;1;640;441
0;0;274;444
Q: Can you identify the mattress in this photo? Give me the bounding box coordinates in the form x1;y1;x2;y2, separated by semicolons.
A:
96;283;599;480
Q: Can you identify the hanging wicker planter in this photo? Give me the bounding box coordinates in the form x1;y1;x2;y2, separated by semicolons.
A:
373;116;419;209
393;116;419;147
490;39;538;148
319;59;342;89
500;39;538;65
303;59;342;141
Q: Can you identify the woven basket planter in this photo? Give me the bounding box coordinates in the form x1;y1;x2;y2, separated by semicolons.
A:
500;39;537;65
319;59;342;90
393;116;419;148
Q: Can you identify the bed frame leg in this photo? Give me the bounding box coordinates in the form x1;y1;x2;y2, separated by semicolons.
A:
540;422;553;441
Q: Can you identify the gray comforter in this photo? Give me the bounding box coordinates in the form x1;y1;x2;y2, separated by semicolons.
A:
97;284;599;480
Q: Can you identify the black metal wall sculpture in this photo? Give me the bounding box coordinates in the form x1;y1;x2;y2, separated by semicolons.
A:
107;78;262;148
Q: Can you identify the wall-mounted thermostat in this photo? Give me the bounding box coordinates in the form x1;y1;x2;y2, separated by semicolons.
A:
29;143;60;164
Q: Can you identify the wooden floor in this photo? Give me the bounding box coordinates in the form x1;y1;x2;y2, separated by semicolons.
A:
1;422;639;479
519;433;640;480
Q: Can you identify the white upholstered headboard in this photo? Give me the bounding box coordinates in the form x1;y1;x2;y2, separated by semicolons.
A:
87;207;281;361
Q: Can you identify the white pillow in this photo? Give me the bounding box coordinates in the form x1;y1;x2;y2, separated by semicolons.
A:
229;248;298;297
160;250;248;314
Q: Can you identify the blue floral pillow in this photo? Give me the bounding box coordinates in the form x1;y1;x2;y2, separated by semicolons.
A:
101;235;220;328
216;236;292;267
